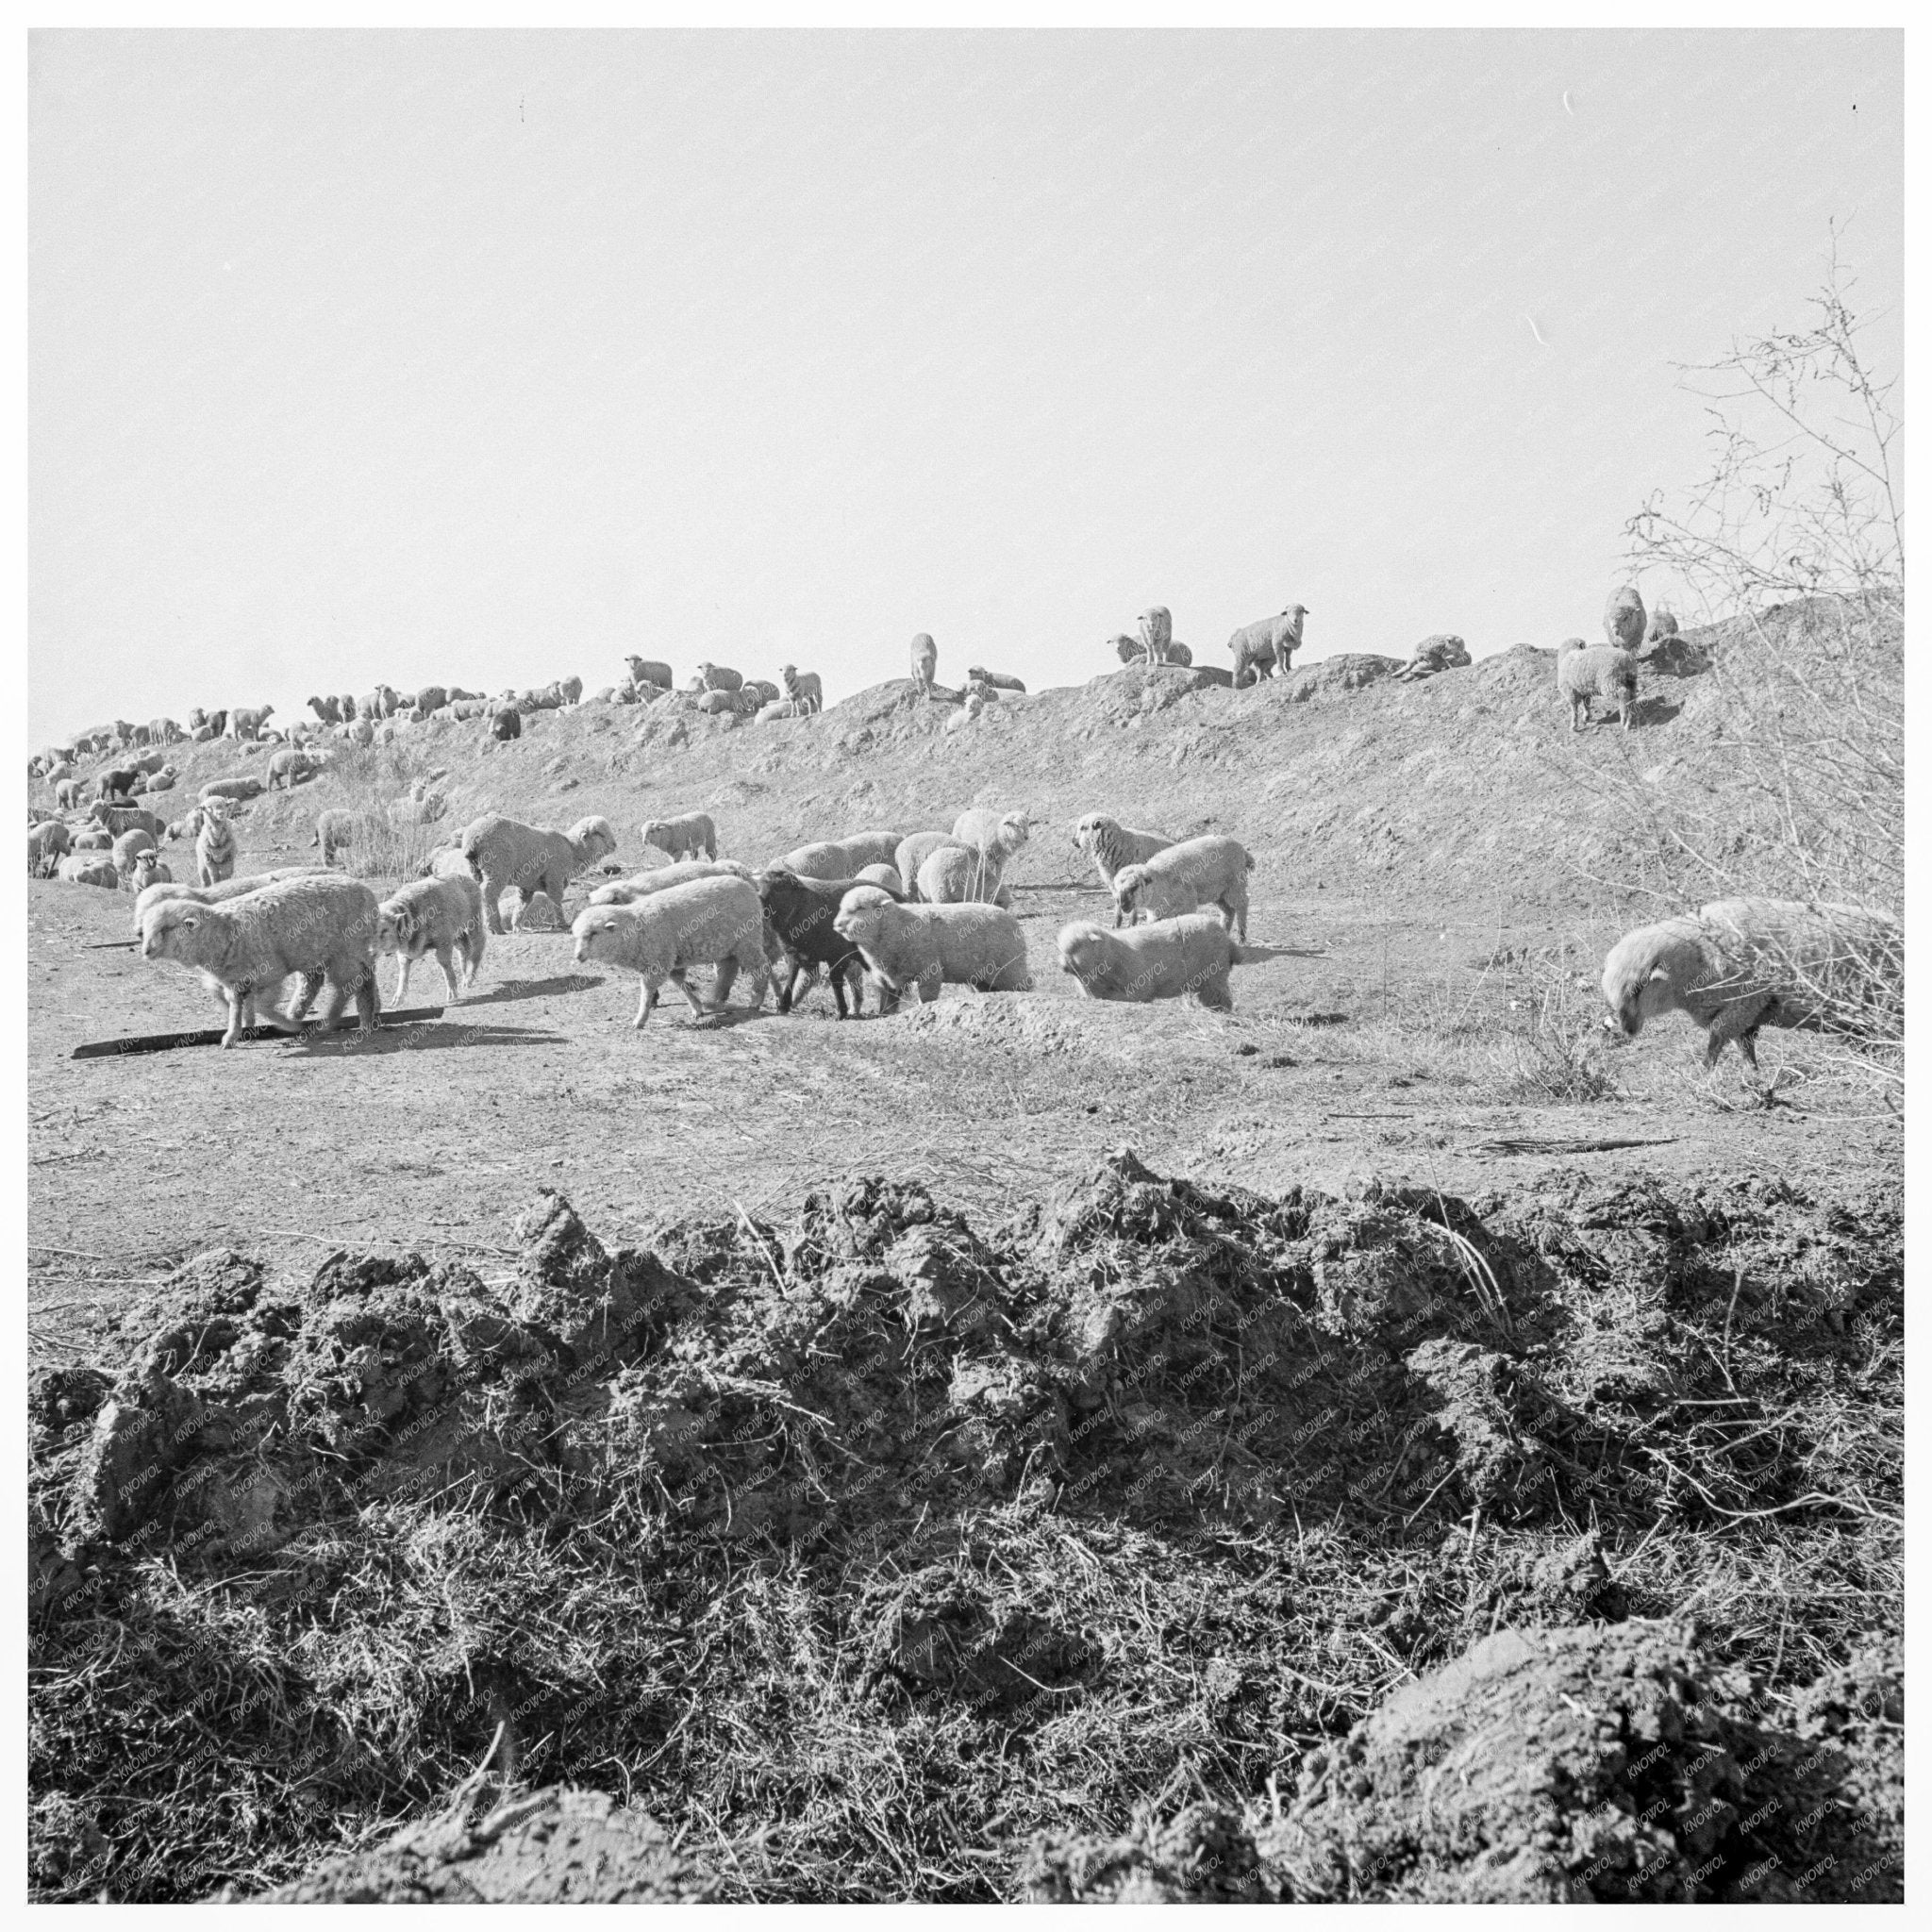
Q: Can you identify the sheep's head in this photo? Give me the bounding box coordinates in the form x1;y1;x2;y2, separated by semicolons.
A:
572;908;625;964
570;816;617;862
142;900;206;962
374;905;415;957
1058;922;1108;979
832;885;893;947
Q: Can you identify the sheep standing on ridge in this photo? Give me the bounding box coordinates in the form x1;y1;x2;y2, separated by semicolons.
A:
1228;606;1308;687
1604;585;1647;653
832;886;1031;1004
459;812;617;934
1111;834;1253;940
642;811;719;863
1074;813;1174;925
1601;897;1902;1079
1139;606;1173;661
227;705;275;741
779;664;824;712
1058;915;1239;1009
910;633;938;691
625;655;674;691
142;874;381;1045
696;661;743;693
1556;640;1639;731
573;874;770;1027
375;874;488;1005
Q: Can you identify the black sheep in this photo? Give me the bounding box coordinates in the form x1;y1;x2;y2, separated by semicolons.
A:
756;868;901;1019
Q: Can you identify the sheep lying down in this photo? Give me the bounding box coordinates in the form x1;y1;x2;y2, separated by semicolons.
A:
1057;915;1239;1010
572;874;770;1027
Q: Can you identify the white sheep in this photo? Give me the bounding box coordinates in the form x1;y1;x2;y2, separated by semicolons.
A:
1392;633;1472;682
893;831;956;897
58;853;119;888
1556;641;1639;731
774;831;905;880
1139;606;1173;659
758;698;810;724
459;813;618;934
1601;896;1902;1075
641;812;719;864
131;867;329;936
571;874;770;1027
950;808;1029;861
778;665;824;711
964;666;1026;693
27;821;73;874
909;633;938;691
111;828;157;881
1111;835;1253;941
855;863;904;894
1647;607;1680;642
946;694;986;734
375;874;488;1005
1073;813;1174;926
625;656;674;691
141;874;381;1045
1604;585;1647;653
128;851;174;893
195;801;238;887
831;885;1031;1003
695;661;743;693
917;819;1026;905
313;808;357;866
1228;606;1308;686
589;858;757;906
1058;915;1239;1009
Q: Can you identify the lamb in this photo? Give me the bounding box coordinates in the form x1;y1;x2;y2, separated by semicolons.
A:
227;705;275;741
128;851;174;892
1556;641;1640;731
910;633;938;691
1110;834;1253;941
313;809;357;866
195;801;238;886
572;874;770;1028
1601;897;1902;1077
1073;812;1174;925
892;831;956;897
696;661;743;692
779;664;824;711
459;812;618;934
111;828;158;880
642;812;719;863
266;748;319;790
1604;585;1647;654
832;886;1031;1003
757;868;899;1019
1058;914;1239;1009
375;874;488;1005
140;769;176;794
774;831;905;880
946;693;986;733
142;874;382;1046
588;858;757;906
1227;606;1308;687
58;854;120;888
964;666;1026;693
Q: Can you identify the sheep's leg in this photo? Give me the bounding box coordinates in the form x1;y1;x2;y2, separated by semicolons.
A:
435;942;461;1004
221;986;247;1048
917;967;943;1005
353;967;380;1034
670;968;709;1018
709;957;741;1008
393;954;414;1007
634;978;658;1028
284;971;325;1024
829;960;852;1019
775;961;801;1015
482;878;507;937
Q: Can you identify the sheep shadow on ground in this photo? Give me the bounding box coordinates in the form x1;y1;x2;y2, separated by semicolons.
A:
287;1022;572;1056
459;974;603;1005
1612;696;1684;730
1236;942;1326;964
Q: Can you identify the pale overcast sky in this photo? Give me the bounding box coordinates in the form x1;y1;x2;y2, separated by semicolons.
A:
29;29;1901;743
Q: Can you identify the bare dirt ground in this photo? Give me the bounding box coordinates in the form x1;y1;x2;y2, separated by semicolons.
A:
27;617;1903;1902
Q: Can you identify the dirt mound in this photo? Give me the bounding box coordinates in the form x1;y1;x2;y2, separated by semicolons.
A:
1022;1620;1901;1903
258;1790;708;1903
27;1150;1901;1901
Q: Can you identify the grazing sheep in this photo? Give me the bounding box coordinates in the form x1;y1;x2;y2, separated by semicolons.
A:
1111;834;1253;941
1073;812;1174;925
588;858;757;906
201;776;265;803
779;664;824;711
142;874;382;1045
572;874;770;1027
1647;608;1680;642
910;633;939;691
965;666;1027;693
195;802;238;886
757;868;897;1019
832;886;1031;1003
98;767;142;803
227;705;275;741
1604;585;1647;654
642;812;719;863
459;812;618;934
695;660;743;693
91;804;168;841
128;851;174;893
58;854;120;888
1058;914;1238;1009
111;828;157;879
775;831;904;880
488;706;522;741
1556;641;1640;731
855;863;904;894
308;694;343;724
27;821;74;874
893;831;956;898
1601;897;1902;1076
314;808;357;866
1392;633;1472;682
266;748;318;791
1227;606;1308;687
375;874;487;1004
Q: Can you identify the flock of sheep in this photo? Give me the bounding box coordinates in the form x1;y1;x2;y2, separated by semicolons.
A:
29;584;1901;1081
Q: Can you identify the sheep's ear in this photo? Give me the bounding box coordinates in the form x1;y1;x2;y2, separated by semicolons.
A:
1648;967;1670;983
